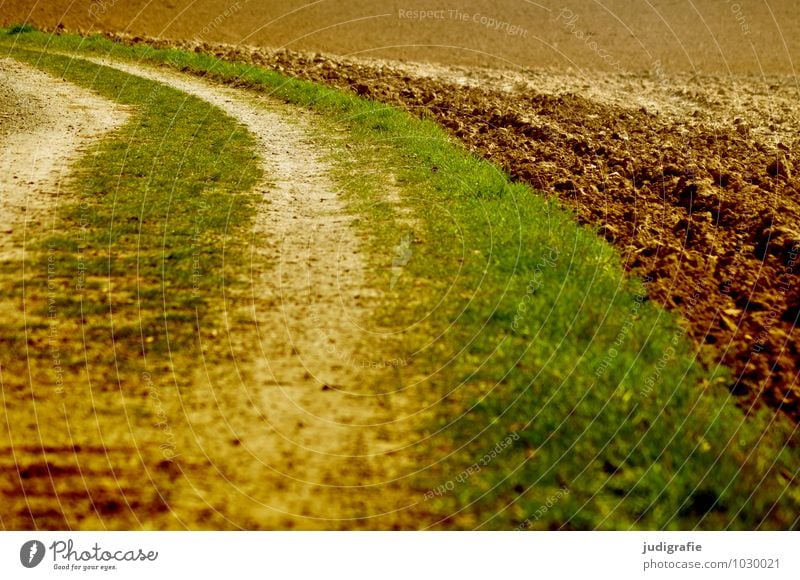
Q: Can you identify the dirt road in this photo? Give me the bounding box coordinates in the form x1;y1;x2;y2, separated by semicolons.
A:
0;57;424;529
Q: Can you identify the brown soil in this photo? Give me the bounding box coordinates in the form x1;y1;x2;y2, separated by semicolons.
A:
105;35;800;422
3;1;800;75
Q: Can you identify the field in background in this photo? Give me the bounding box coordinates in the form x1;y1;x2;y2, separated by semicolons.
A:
1;0;799;74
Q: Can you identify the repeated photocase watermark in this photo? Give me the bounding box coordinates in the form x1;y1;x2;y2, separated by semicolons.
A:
88;0;119;19
190;199;209;298
398;8;528;38
753;240;799;354
323;338;409;370
89;0;247;36
555;7;671;93
516;486;570;530
639;345;676;400
594;275;651;379
592;274;706;400
640;279;712;400
285;229;417;372
74;196;92;299
725;1;752;36
510;246;559;332
651;58;671;92
308;309;409;370
46;241;65;396
390;232;413;290
142;372;180;462
555;8;623;72
193;0;247;41
423;432;520;501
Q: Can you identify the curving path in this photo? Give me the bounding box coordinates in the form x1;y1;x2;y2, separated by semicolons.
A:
0;56;421;530
77;58;420;529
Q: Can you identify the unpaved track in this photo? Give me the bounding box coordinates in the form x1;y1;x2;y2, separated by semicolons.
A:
81;58;421;529
0;58;127;261
0;56;422;530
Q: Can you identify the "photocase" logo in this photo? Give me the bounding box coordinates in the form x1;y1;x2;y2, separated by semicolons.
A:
390;233;414;290
20;540;46;568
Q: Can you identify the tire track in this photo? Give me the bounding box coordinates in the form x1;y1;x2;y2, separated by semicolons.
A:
0;58;129;530
0;57;127;260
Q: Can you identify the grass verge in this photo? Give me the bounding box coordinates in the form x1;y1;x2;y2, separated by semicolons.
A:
1;28;798;530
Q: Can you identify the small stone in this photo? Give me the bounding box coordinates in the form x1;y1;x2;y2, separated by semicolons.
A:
783;291;800;323
675;178;718;213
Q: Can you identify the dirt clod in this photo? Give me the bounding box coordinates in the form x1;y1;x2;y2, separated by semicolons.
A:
767;158;792;180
